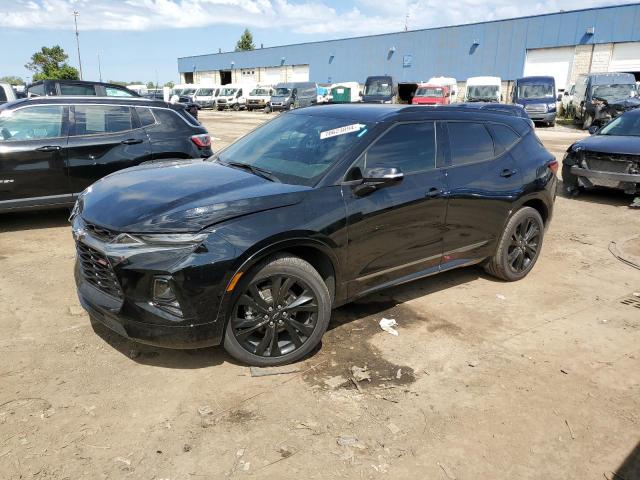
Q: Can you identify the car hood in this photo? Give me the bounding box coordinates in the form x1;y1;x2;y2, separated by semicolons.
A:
516;98;554;106
270;95;290;102
573;134;640;156
80;160;310;233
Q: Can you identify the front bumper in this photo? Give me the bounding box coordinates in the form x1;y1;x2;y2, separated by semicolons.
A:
571;166;640;192
71;217;237;349
528;112;556;122
77;276;224;349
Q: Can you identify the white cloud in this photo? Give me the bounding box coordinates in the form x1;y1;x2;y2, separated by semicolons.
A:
0;0;624;35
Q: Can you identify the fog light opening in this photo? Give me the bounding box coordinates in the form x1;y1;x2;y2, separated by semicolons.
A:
152;277;183;317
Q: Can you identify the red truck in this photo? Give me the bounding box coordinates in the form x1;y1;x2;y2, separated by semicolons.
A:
411;84;451;105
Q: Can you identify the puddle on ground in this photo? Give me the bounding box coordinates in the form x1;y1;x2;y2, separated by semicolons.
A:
302;292;461;391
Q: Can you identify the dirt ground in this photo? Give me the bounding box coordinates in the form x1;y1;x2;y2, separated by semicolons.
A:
0;110;639;480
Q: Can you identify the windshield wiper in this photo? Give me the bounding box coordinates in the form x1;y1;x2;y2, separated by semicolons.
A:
225;161;279;182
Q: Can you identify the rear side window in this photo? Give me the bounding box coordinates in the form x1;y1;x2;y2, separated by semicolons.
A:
447;122;494;166
365;122;436;174
105;87;135;97
136;107;156;127
487;124;520;155
0;105;65;142
60;84;97;96
73;105;133;135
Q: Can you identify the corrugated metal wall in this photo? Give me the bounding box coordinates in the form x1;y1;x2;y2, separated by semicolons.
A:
178;4;640;83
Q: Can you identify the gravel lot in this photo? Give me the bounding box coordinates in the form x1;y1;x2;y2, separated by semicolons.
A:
0;110;638;480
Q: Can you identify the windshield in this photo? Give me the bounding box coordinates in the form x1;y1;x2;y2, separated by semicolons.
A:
415;87;443;97
251;88;270;96
599;113;640;137
274;88;291;96
214;113;372;186
196;89;213;96
467;85;499;100
592;84;636;102
518;84;554;99
221;88;237;96
181;88;196;96
364;81;392;96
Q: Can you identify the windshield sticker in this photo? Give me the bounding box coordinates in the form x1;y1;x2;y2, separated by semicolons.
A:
320;123;366;140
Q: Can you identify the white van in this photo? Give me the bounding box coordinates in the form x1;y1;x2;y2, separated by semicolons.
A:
427;77;458;103
216;84;255;111
172;84;198;99
0;83;17;104
464;76;502;103
246;85;274;111
193;86;220;109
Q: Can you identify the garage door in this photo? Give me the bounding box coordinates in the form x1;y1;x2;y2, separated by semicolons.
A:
609;42;640;72
261;67;281;85
523;47;574;92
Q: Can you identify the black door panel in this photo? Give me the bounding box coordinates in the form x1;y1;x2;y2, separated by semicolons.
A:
442;121;523;261
67;105;151;193
0;104;70;202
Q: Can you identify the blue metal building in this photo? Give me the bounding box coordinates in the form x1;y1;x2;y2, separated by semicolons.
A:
178;4;640;87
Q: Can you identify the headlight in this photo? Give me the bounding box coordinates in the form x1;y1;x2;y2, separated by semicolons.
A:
112;232;207;246
547;103;556;112
383;100;392;104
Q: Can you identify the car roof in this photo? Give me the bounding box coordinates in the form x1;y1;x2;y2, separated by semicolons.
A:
291;103;532;130
0;96;175;110
29;79;134;88
516;76;554;83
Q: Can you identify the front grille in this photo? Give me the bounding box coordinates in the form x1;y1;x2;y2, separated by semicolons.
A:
585;152;635;174
84;222;118;242
524;104;546;114
247;99;262;105
77;242;123;299
217;99;227;104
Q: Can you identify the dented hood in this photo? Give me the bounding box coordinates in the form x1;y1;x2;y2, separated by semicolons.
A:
80;160;310;233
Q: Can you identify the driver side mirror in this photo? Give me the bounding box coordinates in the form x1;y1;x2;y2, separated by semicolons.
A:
353;166;404;196
588;125;599;135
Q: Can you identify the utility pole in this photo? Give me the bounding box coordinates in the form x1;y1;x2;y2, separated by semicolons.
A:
97;51;102;82
404;13;409;32
73;11;83;80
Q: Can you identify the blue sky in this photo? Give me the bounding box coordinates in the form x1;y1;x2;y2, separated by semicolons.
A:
0;0;622;84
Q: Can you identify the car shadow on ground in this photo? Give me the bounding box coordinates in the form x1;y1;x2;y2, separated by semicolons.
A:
614;441;640;480
557;180;635;207
0;209;70;233
90;265;486;370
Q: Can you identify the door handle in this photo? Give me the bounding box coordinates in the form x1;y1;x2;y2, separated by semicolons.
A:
500;169;517;178
35;145;61;152
121;138;143;145
426;187;443;198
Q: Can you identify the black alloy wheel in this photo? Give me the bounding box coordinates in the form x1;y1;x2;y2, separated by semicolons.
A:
484;207;545;281
224;255;331;366
506;216;541;274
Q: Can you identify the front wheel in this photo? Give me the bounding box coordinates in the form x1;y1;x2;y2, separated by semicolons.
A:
582;113;593;130
223;254;332;366
484;207;545;281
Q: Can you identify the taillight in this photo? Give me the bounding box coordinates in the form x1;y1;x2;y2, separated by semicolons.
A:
548;160;559;175
191;134;211;148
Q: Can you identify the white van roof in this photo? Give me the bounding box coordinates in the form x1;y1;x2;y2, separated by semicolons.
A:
428;77;457;86
466;76;501;85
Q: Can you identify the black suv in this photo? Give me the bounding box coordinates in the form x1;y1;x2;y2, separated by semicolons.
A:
0;97;212;212
72;104;557;366
26;80;139;98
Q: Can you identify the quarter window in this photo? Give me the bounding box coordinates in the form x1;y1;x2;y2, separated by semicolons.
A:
0;105;64;142
136;107;156;127
73;105;133;135
447;122;494;165
105;87;135;97
59;84;96;96
365;122;436;174
487;124;520;155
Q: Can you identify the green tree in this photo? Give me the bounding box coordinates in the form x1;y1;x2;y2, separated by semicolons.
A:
146;81;156;89
235;28;255;51
25;45;79;81
164;81;175;89
0;76;25;85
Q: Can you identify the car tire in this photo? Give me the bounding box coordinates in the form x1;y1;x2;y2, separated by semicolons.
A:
484;207;545;282
561;162;582;196
582;113;593;130
233;104;240;111
223;254;332;366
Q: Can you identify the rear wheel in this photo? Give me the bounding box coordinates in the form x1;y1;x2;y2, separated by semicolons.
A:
484;207;544;281
232;104;240;111
223;254;331;366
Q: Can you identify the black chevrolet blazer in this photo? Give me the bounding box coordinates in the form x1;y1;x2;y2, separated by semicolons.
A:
0;97;211;212
71;104;557;366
